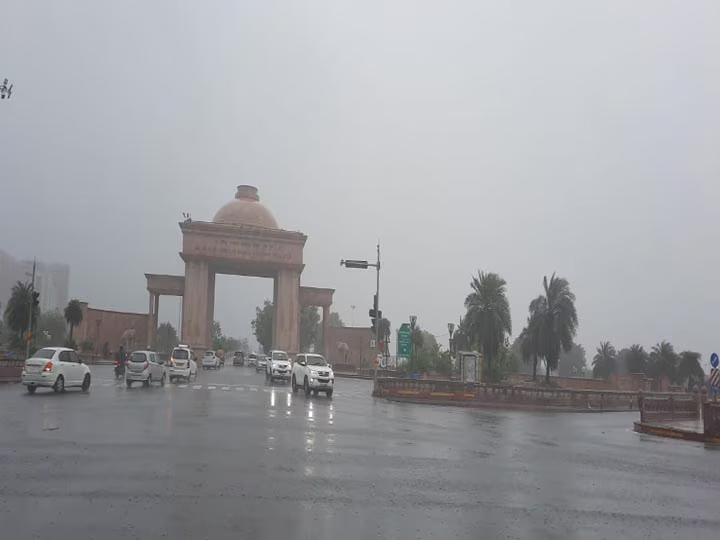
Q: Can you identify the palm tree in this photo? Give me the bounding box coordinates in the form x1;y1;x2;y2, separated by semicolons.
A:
464;271;512;381
409;318;424;361
625;344;647;374
537;273;578;383
592;341;617;379
64;299;84;343
520;295;546;381
648;341;678;383
3;281;39;348
677;351;704;390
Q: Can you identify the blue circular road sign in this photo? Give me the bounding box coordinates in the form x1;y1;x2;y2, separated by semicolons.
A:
711;352;719;368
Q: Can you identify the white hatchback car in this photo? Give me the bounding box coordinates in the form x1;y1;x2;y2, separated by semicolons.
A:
202;350;221;370
168;345;198;383
21;347;91;394
126;350;167;388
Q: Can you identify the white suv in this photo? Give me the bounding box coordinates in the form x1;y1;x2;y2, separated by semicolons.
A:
21;347;91;394
265;350;291;383
291;353;334;397
168;345;198;382
126;350;167;387
202;350;220;370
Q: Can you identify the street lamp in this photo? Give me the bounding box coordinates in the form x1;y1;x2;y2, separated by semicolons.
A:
340;243;381;392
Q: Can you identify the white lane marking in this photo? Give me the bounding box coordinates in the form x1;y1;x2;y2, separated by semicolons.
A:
193;385;202;390
178;384;188;388
207;386;217;390
236;387;244;391
222;386;230;391
250;387;258;392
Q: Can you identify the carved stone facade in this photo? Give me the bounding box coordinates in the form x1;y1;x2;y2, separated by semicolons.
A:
144;185;334;358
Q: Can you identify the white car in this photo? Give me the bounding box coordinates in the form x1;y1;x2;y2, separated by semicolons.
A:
126;350;167;387
265;350;291;383
202;350;221;370
168;345;198;382
291;353;334;397
21;347;91;394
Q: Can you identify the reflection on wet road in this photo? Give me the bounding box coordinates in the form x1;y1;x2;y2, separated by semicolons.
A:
1;366;718;540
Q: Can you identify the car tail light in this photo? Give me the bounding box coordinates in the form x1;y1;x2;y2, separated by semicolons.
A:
144;361;149;370
168;359;174;367
43;362;53;372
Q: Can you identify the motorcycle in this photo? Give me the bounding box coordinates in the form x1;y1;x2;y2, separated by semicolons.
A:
114;359;125;379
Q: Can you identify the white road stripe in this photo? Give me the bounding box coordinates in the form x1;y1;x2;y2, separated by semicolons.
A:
193;385;202;390
207;386;217;390
222;386;230;391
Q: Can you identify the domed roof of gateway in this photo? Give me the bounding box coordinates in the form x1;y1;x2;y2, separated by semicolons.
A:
212;185;279;229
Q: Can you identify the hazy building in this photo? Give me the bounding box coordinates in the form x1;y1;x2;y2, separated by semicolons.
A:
0;250;70;315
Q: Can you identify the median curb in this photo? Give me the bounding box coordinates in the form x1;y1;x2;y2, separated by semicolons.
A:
633;421;720;444
380;394;634;413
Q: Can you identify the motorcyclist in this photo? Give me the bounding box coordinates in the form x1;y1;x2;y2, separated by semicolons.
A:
114;346;126;377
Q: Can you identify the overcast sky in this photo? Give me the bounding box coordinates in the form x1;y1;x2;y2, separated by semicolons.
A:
2;1;719;361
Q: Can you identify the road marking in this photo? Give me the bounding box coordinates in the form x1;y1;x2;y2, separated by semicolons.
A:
222;386;230;391
178;384;188;388
193;385;202;390
208;386;217;390
250;387;258;392
236;387;245;391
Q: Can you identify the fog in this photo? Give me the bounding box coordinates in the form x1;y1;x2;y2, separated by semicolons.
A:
2;1;719;359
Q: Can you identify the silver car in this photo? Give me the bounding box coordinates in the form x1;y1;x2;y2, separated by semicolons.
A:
126;350;167;388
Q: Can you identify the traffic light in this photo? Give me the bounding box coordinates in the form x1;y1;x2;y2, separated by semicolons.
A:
32;291;39;309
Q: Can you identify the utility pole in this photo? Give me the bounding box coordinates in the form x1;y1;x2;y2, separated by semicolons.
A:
25;258;36;360
340;241;381;392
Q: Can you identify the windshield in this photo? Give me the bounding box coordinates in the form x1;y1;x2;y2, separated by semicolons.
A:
130;352;146;362
307;355;327;366
172;348;189;360
33;348;55;360
272;351;289;361
204;351;214;356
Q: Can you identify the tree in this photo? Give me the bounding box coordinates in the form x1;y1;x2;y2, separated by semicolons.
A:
251;300;274;353
80;338;94;353
592;341;617;379
328;312;345;327
537;273;578;383
378;318;391;342
409;318;424;361
3;281;40;351
557;343;587;377
625;344;648;374
211;320;224;350
156;322;179;353
519;295;546;380
464;271;512;381
648;341;678;382
677;351;704;390
251;300;320;353
64;299;83;343
37;310;67;346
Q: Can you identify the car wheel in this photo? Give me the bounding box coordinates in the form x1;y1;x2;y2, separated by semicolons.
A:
26;385;37;394
304;377;311;397
292;376;298;393
313;389;319;396
53;375;65;393
145;374;152;388
81;374;91;392
126;380;133;388
160;374;166;387
326;389;333;398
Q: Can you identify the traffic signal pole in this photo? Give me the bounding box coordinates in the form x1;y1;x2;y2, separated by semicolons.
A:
374;242;381;392
340;242;382;394
25;258;36;360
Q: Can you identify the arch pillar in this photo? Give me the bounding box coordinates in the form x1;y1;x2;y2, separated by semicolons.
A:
273;268;301;356
181;259;211;354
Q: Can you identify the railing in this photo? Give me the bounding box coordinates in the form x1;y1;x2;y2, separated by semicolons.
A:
703;403;720;438
376;378;650;410
639;395;700;424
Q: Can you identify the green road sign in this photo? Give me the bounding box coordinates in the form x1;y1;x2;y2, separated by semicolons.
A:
397;323;411;357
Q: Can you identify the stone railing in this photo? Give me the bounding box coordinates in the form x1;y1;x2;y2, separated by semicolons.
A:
639;395;700;424
375;378;654;410
0;358;25;382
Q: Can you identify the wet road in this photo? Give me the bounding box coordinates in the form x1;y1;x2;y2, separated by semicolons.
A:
1;366;718;540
